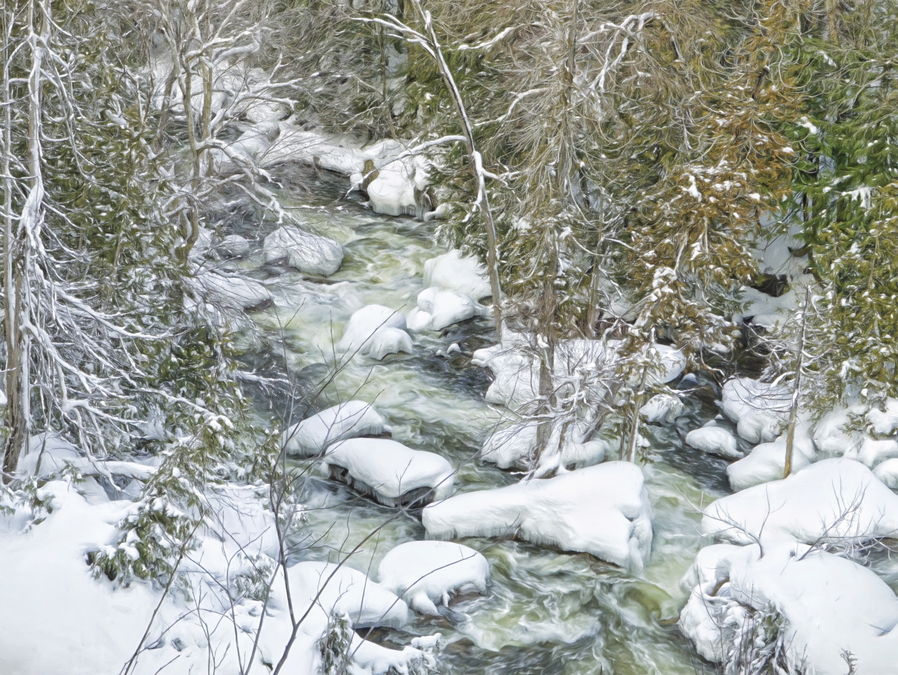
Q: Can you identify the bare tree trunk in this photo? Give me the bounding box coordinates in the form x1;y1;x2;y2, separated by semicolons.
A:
784;287;809;478
411;0;503;337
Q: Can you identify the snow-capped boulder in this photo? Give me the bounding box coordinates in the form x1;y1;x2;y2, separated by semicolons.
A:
706;458;898;547
813;405;864;456
336;305;413;360
679;543;898;675
423;461;653;571
685;423;741;459
407;287;490;332
263;225;343;276
377;541;490;615
725;426;816;491
720;377;790;444
323;438;455;506
480;421;538;469
282;401;391;458
194;271;272;310
423;250;491;300
640;394;684;424
365;156;419;217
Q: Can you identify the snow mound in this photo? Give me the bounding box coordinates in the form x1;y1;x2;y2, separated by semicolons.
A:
282;401;391;458
480;421;538;469
336;304;413;360
323;438;455;506
685;423;741;459
407;287;490;332
874;458;898;489
726;426;816;491
705;458;898;547
867;398;898;436
422;462;653;571
640;394;683;424
720;377;790;444
679;543;898;675
423;250;491;300
195;271;272;310
377;541;490;615
263;225;343;276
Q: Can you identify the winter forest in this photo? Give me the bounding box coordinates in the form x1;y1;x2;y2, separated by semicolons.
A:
2;0;898;672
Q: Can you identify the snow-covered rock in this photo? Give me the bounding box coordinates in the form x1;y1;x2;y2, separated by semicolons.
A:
365;156;419;217
407;287;490;332
423;250;491;300
282;401;391;458
263;225;343;276
685;423;741;459
726;426;816;491
335;304;413;360
423;462;653;571
640;394;683;424
648;344;687;386
377;541;490;615
480;422;538;469
323;438;455;506
706;458;898;547
813;405;864;456
217;234;250;257
679;543;898;675
874;458;898;490
195;271;273;310
720;377;790;444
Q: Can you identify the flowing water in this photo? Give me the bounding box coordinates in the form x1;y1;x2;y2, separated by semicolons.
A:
224;173;734;674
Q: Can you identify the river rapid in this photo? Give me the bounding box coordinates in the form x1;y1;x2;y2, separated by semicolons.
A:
222;173;735;675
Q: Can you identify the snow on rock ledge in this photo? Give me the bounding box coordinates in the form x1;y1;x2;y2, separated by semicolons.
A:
323;438;455;506
282;401;391;458
407;287;490;332
705;458;898;547
685;422;741;459
263;225;343;276
679;543;898;675
423;250;491;300
720;377;790;444
336;304;413;360
422;462;653;571
377;541;490;615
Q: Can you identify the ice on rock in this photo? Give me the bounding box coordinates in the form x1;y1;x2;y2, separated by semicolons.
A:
336;304;413;360
263;225;343;276
685;423;742;459
282;401;391;458
726;426;816;491
679;543;898;675
423;462;653;571
423;250;491;300
194;271;273;310
867;398;898;436
706;458;898;547
720;377;790;444
640;394;684;424
377;541;490;615
323;438;455;506
407;287;490;332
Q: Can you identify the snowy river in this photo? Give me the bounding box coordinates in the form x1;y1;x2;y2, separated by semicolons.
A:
226;174;733;674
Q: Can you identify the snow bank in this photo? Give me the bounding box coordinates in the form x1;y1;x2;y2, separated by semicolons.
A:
725;426;816;491
679;543;898;675
640;394;684;424
423;462;653;571
336;304;413;360
194;270;273;310
377;541;490;615
685;422;741;459
705;458;898;547
423;250;491;300
263;224;343;276
282;401;391;458
323;438;455;506
407;287;490;332
720;377;790;444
